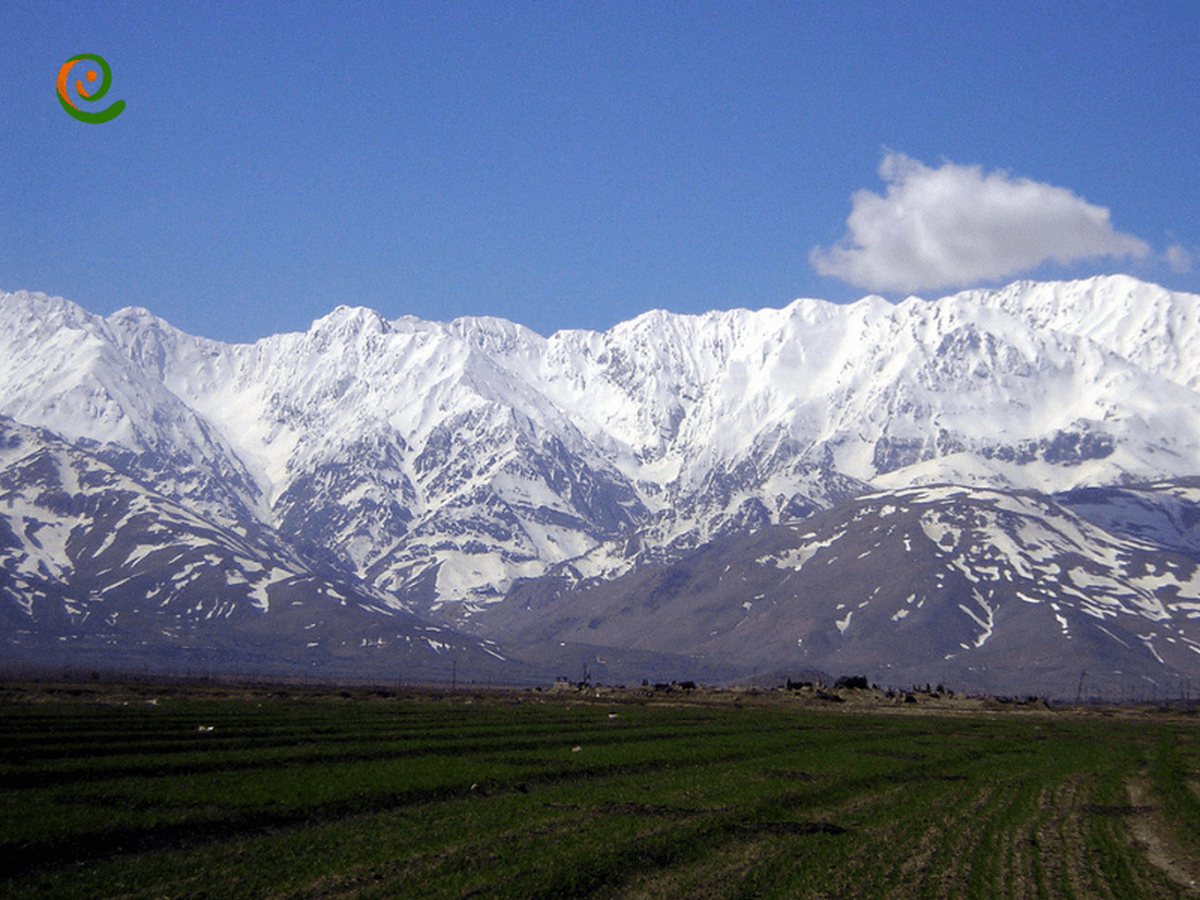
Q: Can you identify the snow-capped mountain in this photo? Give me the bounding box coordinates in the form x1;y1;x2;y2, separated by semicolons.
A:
0;417;521;681
3;275;1200;693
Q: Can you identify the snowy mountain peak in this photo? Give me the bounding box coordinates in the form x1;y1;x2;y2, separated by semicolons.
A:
109;305;163;323
308;305;392;343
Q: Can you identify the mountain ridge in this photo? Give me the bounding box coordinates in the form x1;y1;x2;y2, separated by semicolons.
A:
3;276;1200;694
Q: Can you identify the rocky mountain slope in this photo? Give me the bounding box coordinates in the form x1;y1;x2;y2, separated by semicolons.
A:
3;275;1200;694
487;481;1200;697
0;418;520;681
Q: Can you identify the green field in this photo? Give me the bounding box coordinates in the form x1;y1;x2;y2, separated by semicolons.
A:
2;681;1199;899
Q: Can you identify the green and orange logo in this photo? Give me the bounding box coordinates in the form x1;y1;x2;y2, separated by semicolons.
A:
57;53;125;123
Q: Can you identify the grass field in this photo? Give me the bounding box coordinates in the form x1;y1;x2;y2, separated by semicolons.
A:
2;680;1199;899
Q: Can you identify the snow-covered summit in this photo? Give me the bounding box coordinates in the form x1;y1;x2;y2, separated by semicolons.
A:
3;276;1200;612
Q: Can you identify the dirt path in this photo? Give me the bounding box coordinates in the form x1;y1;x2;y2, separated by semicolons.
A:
1126;778;1200;895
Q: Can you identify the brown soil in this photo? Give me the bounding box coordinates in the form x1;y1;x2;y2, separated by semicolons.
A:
1126;778;1200;895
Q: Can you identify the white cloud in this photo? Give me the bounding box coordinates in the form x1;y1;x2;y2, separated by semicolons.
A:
810;154;1150;293
1165;243;1194;274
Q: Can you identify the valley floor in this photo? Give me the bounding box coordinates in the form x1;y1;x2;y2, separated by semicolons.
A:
2;680;1199;899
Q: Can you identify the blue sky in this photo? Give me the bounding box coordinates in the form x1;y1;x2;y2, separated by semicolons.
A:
3;1;1198;343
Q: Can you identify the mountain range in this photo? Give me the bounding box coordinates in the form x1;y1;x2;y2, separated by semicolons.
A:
3;275;1199;697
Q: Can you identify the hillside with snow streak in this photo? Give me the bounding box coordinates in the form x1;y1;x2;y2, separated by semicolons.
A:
490;481;1200;697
